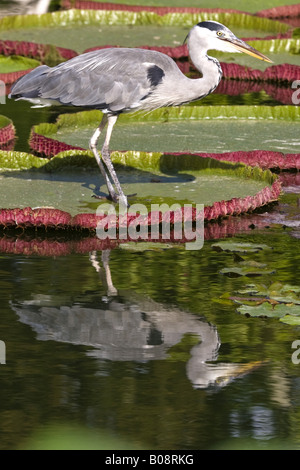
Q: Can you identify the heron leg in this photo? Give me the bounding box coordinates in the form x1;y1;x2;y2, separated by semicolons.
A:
101;114;128;208
89;115;118;201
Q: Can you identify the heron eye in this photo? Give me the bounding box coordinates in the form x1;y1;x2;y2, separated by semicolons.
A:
217;31;224;37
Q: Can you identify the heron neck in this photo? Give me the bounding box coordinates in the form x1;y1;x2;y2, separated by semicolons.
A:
187;41;223;99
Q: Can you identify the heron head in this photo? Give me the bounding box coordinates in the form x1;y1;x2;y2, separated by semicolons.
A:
193;21;272;63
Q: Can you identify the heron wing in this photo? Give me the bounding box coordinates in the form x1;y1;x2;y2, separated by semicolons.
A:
12;48;176;112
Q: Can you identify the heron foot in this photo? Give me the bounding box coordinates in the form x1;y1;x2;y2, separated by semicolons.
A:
92;192;130;207
92;194;114;201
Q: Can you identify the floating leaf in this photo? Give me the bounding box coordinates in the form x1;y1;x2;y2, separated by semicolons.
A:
236;284;268;296
237;302;300;318
233;279;300;323
238;260;268;268
279;315;300;326
236;281;300;304
220;266;275;277
212;241;271;253
282;285;300;295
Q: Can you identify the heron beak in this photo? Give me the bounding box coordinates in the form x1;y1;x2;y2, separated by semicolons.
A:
224;36;273;63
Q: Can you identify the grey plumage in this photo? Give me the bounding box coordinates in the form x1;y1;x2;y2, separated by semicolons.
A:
9;21;271;207
11;48;200;111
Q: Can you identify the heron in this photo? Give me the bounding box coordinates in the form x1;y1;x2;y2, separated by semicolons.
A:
9;21;272;207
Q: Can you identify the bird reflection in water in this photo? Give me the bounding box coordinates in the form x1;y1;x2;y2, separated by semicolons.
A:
11;249;263;389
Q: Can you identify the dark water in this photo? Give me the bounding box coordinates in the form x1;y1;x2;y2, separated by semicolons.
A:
1;225;300;450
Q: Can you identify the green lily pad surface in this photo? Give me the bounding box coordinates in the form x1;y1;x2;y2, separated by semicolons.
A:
0;149;276;215
212;241;271;253
32;106;300;155
0;115;12;129
0;9;291;63
213;240;300;325
237;302;300;318
236;281;300;304
220;266;275;277
48;120;300;154
0;55;40;73
233;280;300;324
95;0;298;13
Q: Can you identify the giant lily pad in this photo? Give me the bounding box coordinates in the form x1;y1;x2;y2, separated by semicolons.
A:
0;55;40;74
0;148;280;231
67;0;298;15
0;55;41;93
0;115;15;149
29;106;300;156
0;9;290;61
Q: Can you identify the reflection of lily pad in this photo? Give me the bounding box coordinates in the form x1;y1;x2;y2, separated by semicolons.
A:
212;241;271;253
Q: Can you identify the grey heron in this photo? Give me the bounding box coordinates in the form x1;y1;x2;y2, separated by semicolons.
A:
9;21;271;207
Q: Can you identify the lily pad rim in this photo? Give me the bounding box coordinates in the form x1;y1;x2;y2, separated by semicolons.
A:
0;8;290;33
0;115;13;129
